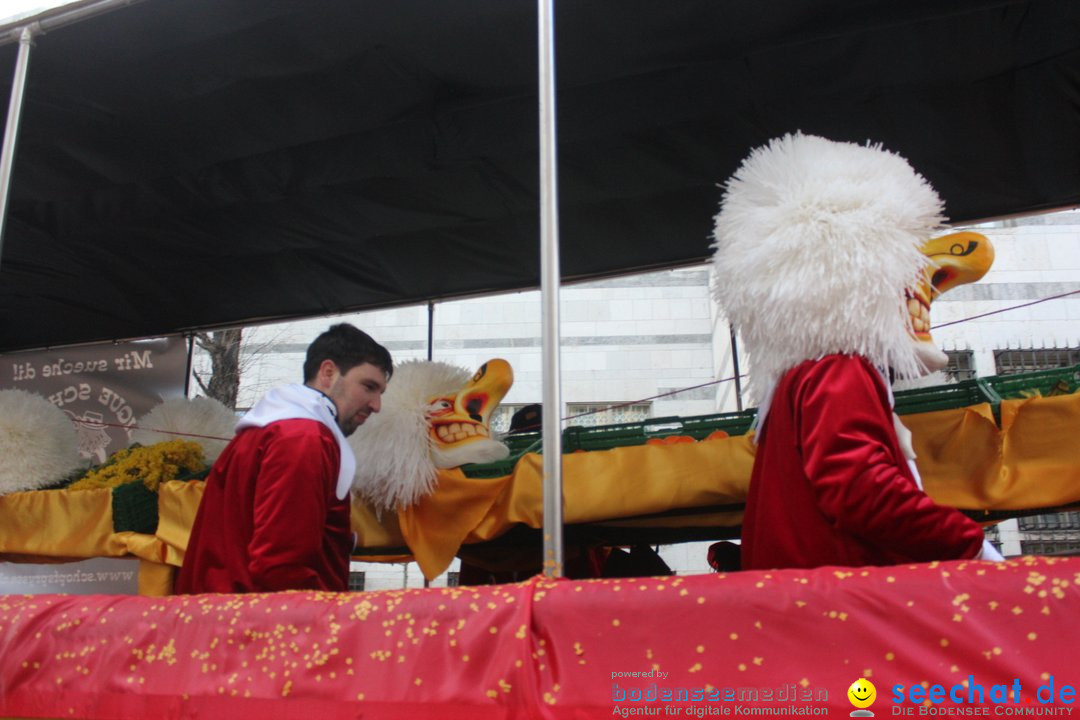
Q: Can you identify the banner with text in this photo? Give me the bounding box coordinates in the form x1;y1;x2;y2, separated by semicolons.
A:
1;337;188;462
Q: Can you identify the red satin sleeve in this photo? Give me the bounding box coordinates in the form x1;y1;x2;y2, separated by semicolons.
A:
794;356;984;562
247;423;340;591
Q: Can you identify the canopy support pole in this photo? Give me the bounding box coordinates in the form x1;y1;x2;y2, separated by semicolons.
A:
538;0;564;578
0;23;37;259
427;301;435;361
729;324;743;411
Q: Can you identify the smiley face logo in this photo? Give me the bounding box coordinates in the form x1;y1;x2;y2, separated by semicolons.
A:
848;678;876;709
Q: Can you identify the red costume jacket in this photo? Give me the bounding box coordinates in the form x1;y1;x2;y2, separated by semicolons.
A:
175;419;353;593
740;354;985;570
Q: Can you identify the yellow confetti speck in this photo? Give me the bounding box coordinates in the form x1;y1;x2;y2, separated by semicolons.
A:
696;645;705;654
729;633;738;640
1028;633;1037;641
886;652;895;661
738;663;747;671
940;638;949;647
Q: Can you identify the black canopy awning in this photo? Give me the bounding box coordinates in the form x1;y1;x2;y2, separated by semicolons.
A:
1;0;1078;352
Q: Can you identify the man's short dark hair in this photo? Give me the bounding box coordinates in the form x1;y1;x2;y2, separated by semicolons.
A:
303;324;393;382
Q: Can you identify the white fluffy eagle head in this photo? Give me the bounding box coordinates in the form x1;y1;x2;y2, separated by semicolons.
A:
349;358;513;512
710;132;993;407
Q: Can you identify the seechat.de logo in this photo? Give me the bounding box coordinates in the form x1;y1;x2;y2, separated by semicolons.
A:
848;678;877;717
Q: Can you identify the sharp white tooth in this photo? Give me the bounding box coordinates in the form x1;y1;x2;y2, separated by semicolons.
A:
908;298;920;315
478;426;489;437
437;426;449;440
450;423;461;435
464;424;476;436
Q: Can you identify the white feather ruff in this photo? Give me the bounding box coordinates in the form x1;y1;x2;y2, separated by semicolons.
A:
711;133;944;406
349;360;472;511
131;396;238;463
0;389;83;495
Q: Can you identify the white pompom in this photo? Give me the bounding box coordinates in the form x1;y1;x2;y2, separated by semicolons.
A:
132;396;237;463
0;389;83;495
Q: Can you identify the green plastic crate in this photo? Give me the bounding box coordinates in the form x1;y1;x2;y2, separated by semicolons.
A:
983;363;1080;400
463;410;756;478
893;378;1001;416
466;365;1080;478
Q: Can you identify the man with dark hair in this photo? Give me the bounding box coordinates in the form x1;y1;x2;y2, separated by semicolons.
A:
176;324;391;593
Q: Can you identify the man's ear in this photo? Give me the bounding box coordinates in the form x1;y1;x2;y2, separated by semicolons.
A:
313;359;339;390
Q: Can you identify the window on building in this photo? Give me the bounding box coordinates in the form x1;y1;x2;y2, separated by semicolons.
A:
981;525;1005;557
1019;539;1080;556
446;571;460;587
944;350;976;382
1017;511;1080;556
348;571;366;592
491;404;528;434
1018;512;1080;532
565;402;652;427
993;347;1080;375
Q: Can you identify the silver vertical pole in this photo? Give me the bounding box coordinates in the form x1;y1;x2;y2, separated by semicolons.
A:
537;0;564;577
729;324;743;411
426;301;435;361
0;23;37;258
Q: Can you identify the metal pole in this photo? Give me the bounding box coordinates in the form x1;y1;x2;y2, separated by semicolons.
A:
537;0;564;578
729;324;743;411
0;24;37;258
0;0;146;47
427;301;435;361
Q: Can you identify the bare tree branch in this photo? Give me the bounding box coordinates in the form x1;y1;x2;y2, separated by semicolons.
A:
193;328;242;409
